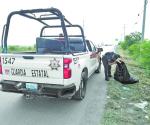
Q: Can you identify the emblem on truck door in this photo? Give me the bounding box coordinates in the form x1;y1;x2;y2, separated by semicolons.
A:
49;58;60;70
73;57;79;64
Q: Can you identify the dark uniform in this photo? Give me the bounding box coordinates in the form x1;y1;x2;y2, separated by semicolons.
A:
102;52;120;81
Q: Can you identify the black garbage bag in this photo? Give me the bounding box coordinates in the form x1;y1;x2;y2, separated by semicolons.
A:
114;61;139;84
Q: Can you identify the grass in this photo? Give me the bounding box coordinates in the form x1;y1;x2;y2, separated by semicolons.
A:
0;45;36;53
101;47;150;125
8;45;36;53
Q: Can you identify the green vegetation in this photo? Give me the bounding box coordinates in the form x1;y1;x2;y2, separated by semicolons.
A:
101;32;150;125
102;46;150;125
119;32;142;50
0;45;36;53
101;47;150;125
119;32;150;74
102;79;150;125
102;34;150;125
128;40;150;71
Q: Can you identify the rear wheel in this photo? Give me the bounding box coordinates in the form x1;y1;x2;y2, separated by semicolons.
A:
73;72;87;100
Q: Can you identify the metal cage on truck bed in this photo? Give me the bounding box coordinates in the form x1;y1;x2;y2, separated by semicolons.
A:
1;7;86;53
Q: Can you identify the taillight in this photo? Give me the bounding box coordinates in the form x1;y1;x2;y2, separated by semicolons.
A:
0;57;2;74
63;58;72;79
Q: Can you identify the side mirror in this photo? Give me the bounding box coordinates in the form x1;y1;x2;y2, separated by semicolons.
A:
97;47;103;52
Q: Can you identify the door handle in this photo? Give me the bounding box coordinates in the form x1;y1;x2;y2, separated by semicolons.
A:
22;56;34;59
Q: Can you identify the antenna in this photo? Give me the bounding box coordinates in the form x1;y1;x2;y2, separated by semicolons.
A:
83;17;85;30
82;17;86;38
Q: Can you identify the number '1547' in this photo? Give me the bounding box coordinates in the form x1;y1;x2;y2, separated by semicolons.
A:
2;57;15;64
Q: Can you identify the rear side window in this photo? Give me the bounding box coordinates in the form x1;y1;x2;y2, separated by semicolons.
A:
69;39;85;52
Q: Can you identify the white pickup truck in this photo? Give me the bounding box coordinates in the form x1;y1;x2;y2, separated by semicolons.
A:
0;8;102;100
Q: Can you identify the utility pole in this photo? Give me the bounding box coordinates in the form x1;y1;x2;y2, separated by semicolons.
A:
82;17;85;30
123;24;126;41
141;0;148;41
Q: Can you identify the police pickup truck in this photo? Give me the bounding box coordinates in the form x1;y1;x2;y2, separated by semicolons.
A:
0;8;102;100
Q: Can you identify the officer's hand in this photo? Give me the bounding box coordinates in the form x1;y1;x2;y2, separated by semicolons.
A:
116;58;122;63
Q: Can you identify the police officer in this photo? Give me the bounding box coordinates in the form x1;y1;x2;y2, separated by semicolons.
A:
102;52;121;81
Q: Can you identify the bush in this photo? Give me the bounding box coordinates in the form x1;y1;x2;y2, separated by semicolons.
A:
120;32;141;50
125;32;141;46
139;40;150;70
120;41;127;50
128;40;150;70
128;43;140;59
8;45;35;53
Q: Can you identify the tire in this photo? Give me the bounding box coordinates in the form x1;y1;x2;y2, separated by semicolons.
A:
73;72;87;100
95;61;101;73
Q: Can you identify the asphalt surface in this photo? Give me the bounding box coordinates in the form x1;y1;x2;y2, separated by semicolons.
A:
0;69;107;125
0;45;114;125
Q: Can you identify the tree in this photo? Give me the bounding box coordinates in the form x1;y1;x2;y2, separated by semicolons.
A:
120;32;142;50
125;32;142;46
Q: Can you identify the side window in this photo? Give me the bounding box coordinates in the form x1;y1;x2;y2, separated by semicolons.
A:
86;40;97;52
89;41;97;52
90;42;96;52
86;40;92;51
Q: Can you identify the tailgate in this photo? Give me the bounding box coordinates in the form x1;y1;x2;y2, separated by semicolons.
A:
1;54;64;85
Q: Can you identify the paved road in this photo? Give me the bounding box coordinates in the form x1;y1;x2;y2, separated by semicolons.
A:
0;45;114;125
101;45;115;55
0;69;107;125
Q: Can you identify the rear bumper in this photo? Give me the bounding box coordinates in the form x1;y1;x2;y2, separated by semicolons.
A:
0;81;76;98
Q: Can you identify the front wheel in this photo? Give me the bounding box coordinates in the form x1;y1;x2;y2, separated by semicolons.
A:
95;61;101;73
73;73;87;100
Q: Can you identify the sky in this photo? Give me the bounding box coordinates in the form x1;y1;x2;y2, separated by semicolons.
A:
0;0;150;45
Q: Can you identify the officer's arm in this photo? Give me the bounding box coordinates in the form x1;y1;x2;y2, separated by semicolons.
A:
108;61;116;65
109;57;123;65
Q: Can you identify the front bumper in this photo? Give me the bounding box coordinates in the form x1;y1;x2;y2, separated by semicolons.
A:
0;81;76;98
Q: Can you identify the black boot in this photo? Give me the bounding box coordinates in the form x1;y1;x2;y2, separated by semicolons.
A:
105;77;109;81
108;74;112;77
